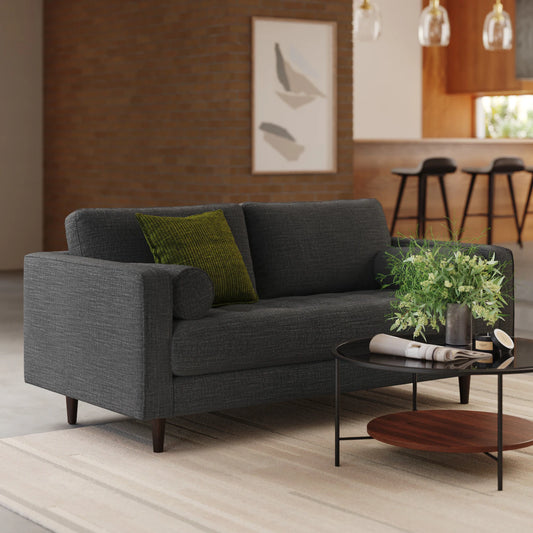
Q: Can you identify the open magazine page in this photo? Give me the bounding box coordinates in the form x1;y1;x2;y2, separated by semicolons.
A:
369;334;493;362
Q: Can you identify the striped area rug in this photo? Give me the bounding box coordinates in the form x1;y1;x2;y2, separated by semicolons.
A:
1;375;533;533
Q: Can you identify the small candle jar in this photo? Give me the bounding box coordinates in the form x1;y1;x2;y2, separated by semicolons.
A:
474;334;494;354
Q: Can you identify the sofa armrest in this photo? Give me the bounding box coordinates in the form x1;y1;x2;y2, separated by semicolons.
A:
24;252;177;420
374;239;514;336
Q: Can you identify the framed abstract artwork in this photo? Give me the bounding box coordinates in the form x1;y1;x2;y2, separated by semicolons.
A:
252;17;337;174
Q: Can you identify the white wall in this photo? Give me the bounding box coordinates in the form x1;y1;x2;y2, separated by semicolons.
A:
0;0;43;270
354;0;422;139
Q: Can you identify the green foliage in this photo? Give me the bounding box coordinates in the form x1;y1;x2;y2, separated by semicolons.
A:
484;96;533;139
382;239;507;340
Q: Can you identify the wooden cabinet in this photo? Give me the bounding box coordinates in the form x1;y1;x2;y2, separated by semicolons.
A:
446;0;521;94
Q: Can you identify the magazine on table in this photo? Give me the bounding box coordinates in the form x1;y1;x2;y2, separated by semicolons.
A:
367;353;484;370
369;334;493;363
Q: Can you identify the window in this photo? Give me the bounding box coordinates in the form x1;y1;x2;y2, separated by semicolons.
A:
476;95;533;139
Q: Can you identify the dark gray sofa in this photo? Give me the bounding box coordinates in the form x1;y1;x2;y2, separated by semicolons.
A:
23;199;514;451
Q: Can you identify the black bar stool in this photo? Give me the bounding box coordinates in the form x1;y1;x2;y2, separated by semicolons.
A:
519;165;533;242
390;157;456;239
458;157;524;246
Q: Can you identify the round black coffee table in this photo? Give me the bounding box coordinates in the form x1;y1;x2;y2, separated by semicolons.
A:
332;336;533;491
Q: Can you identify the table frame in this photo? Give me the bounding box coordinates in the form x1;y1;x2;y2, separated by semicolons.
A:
334;359;507;490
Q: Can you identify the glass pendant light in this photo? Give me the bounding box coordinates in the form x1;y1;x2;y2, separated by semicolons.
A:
354;0;382;42
418;0;450;47
483;0;513;51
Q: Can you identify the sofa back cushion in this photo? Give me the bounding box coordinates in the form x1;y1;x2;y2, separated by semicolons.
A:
65;204;256;288
242;199;390;298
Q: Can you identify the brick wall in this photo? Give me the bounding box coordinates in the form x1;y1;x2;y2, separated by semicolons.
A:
44;0;354;250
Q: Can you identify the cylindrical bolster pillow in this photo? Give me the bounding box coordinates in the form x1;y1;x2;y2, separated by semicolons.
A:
153;264;214;319
173;266;214;319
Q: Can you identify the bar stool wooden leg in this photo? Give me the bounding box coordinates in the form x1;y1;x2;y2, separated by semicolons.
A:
506;173;522;247
438;175;454;239
390;175;407;236
418;175;427;238
459;173;477;241
520;174;533;240
487;172;495;245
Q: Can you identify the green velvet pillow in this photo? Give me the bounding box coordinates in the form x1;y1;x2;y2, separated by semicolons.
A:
136;210;258;306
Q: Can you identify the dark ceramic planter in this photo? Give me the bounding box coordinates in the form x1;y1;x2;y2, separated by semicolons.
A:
445;303;472;348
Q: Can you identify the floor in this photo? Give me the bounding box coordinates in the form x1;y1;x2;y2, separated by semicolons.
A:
0;273;125;532
1;241;532;532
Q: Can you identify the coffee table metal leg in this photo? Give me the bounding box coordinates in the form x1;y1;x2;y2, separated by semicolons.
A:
498;373;503;491
335;358;340;466
412;373;418;411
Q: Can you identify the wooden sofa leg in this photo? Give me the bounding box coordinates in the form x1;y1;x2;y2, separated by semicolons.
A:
458;375;471;404
152;418;166;453
66;396;78;425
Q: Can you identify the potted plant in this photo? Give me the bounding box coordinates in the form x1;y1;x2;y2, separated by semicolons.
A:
381;239;508;345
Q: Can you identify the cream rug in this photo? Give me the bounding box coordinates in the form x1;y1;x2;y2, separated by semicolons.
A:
1;376;533;533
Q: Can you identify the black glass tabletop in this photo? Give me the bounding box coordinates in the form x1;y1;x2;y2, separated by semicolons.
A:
333;336;533;375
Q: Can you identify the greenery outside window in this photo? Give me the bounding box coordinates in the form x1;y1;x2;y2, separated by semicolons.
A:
476;95;533;139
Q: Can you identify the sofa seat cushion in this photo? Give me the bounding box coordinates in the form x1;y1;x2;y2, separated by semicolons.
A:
170;290;394;376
